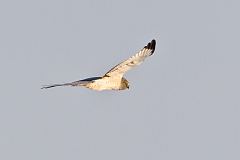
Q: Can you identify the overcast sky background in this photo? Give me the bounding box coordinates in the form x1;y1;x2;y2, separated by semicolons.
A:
0;0;239;160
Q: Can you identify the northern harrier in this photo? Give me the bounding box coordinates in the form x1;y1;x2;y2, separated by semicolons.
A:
42;39;156;91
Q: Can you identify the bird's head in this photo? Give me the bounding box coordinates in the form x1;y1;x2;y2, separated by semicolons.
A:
121;77;129;90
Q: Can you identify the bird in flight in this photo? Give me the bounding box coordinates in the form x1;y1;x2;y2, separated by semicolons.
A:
42;39;156;91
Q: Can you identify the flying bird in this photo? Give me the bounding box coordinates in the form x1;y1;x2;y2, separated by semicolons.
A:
42;39;156;91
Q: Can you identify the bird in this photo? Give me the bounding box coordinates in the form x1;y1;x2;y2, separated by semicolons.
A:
41;39;156;91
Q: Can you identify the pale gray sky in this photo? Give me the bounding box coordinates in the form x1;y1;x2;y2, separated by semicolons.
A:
0;0;239;160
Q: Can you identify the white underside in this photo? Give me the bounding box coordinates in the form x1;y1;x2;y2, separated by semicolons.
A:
85;77;122;91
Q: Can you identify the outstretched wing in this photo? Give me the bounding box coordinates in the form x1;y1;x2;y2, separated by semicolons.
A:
104;39;156;78
41;77;101;89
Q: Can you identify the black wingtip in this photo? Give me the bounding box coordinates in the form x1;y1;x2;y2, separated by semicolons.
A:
145;39;156;54
41;83;69;89
41;85;59;89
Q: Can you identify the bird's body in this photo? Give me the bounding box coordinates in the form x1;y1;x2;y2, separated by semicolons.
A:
83;76;129;91
42;39;156;91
